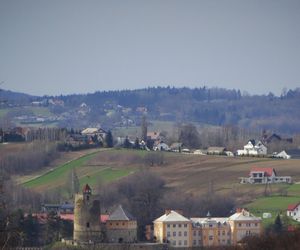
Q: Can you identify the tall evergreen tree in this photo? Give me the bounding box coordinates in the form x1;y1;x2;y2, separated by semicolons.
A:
123;137;131;148
105;130;114;148
134;137;140;149
141;115;148;142
273;214;283;234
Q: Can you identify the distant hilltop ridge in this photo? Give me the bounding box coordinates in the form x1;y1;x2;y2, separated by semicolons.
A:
1;87;300;134
2;86;300;99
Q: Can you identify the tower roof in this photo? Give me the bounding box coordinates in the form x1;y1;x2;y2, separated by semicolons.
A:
108;205;136;221
83;184;92;193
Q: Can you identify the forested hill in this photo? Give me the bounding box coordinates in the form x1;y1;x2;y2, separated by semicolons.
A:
59;87;300;133
2;87;300;133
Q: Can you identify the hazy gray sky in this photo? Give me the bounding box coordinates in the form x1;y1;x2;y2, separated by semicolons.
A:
0;0;299;96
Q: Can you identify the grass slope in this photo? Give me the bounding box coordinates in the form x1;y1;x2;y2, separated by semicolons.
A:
23;152;99;189
22;149;136;192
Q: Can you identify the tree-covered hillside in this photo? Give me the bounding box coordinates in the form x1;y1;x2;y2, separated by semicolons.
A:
1;87;300;133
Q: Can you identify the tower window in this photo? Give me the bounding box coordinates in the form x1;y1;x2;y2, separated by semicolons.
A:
86;222;90;228
87;195;90;201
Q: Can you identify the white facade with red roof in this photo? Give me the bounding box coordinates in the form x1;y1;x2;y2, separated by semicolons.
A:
287;203;300;221
240;167;292;184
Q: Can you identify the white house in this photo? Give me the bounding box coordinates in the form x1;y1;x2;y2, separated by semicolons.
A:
81;128;107;143
237;140;267;156
240;167;292;184
287;203;300;221
273;150;291;159
154;142;170;151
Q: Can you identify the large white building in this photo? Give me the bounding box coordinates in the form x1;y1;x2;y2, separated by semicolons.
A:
153;210;192;248
153;209;262;248
237;140;267;156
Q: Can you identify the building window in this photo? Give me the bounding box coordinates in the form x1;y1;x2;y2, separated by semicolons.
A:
178;224;182;228
198;231;201;236
184;224;187;228
167;224;170;228
255;223;258;227
238;223;242;227
184;240;187;246
167;232;170;237
184;231;187;237
86;222;90;228
116;223;119;226
173;241;176;246
122;222;125;226
193;231;196;236
198;240;201;245
178;240;182;246
173;232;176;237
209;224;213;227
218;231;220;236
222;231;225;235
178;231;182;237
86;195;89;201
173;224;176;228
209;236;213;241
193;240;196;245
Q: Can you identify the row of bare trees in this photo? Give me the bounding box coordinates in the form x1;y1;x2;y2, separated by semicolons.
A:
96;170;236;240
0;141;59;175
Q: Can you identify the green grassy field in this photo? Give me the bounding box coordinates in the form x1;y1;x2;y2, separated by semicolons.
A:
23;151;99;189
79;167;134;187
0;108;10;118
30;107;53;116
246;185;300;226
23;149;136;192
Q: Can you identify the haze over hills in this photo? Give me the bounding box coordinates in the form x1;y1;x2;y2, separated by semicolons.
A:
1;86;300;134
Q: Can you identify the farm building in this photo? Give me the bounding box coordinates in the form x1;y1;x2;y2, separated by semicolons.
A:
240;167;292;184
237;140;267;156
207;147;226;155
287;203;300;221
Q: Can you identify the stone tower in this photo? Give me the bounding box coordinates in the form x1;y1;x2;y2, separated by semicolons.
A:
73;184;102;243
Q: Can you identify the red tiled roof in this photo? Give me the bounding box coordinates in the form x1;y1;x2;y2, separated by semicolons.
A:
287;203;300;211
101;214;109;223
60;213;74;221
250;167;275;177
83;184;92;193
27;212;109;224
288;225;297;232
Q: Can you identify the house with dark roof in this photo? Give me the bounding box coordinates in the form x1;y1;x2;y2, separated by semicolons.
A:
106;205;137;243
240;167;292;184
287;203;300;221
207;147;226;155
237;140;267;156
